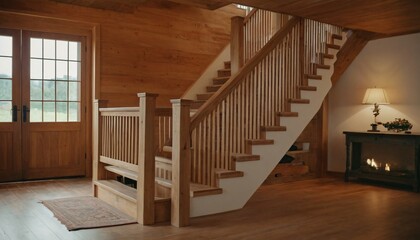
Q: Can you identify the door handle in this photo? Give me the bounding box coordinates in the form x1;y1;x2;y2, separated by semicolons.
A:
12;105;19;122
22;105;29;122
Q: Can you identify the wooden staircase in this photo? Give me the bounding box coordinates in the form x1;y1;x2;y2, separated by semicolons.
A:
93;9;349;227
189;31;346;217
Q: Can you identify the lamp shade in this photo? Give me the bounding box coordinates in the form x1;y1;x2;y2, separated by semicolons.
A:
362;88;390;105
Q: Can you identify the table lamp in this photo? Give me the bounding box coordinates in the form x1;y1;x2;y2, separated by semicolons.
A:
362;87;390;132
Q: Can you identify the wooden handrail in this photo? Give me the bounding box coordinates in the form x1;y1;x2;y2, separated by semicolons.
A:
99;106;172;115
99;106;139;112
243;8;258;24
191;17;299;130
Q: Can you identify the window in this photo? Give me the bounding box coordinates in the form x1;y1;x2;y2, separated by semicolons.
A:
29;38;81;122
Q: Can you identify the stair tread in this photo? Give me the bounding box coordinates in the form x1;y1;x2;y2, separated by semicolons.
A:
214;76;230;80
277;111;298;117
214;169;244;179
197;93;213;100
155;178;222;197
95;180;137;202
105;165;138;180
332;33;343;40
207;84;223;93
162;145;172;153
299;85;317;91
261;126;287;131
289;98;310;104
95;180;170;202
320;53;334;59
246;139;274;145
326;43;341;49
155;156;172;165
315;63;330;69
231;153;260;162
287;150;310;155
305;74;322;80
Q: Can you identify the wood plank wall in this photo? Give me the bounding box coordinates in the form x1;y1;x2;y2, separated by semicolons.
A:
0;0;243;107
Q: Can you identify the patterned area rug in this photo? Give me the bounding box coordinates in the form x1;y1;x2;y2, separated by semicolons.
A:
41;196;137;231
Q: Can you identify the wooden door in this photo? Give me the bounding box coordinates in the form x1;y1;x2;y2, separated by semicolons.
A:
0;29;22;182
20;31;87;179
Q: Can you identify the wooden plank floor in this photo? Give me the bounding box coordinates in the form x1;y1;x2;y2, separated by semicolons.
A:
1;177;420;239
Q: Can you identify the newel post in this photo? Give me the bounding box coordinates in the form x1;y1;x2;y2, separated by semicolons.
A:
231;16;244;75
137;92;158;225
171;99;192;227
92;99;107;195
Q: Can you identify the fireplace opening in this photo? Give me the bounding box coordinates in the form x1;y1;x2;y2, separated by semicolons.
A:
360;143;415;179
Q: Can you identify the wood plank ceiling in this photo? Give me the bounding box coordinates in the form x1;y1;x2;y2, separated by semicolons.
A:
170;0;420;36
51;0;420;35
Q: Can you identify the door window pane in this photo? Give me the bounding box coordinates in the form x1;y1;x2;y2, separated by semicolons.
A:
43;39;55;59
30;38;42;58
43;102;55;122
56;81;68;101
29;37;82;122
30;59;43;79
68;82;79;101
43;80;55;101
56;102;67;122
0;101;12;122
0;36;12;56
0;57;12;78
68;61;80;81
30;80;42;100
0;79;12;100
30;101;42;122
69;42;80;61
56;40;68;60
69;102;79;122
43;60;55;80
56;60;68;80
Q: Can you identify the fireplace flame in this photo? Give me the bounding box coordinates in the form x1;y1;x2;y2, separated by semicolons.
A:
366;158;379;170
385;163;391;172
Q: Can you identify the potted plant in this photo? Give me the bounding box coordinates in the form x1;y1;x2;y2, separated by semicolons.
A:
382;118;413;133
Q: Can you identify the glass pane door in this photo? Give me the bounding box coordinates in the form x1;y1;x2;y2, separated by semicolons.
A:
0;35;13;122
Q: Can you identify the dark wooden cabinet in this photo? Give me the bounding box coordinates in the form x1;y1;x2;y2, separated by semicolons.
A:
343;131;420;192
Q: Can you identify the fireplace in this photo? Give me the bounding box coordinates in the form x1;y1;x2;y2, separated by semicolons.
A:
343;131;420;191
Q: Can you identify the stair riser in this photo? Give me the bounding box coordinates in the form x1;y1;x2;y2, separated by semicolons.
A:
197;94;213;101
213;78;229;85
207;85;222;92
218;70;231;78
95;185;137;219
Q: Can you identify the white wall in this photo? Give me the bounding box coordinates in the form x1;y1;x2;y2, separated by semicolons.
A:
328;33;420;172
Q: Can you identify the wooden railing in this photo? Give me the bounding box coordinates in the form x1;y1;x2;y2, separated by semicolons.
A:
243;9;291;62
190;17;300;186
304;19;342;75
99;107;172;167
100;107;140;168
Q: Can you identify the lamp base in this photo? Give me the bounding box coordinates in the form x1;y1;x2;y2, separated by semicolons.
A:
367;123;380;132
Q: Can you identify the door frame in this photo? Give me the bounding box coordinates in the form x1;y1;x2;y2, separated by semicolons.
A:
0;10;100;178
